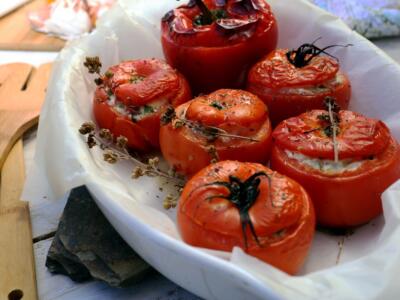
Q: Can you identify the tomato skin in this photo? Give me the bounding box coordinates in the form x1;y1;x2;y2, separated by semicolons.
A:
93;59;191;151
273;110;391;160
247;49;351;126
160;89;273;177
270;110;400;227
161;0;278;94
177;161;315;274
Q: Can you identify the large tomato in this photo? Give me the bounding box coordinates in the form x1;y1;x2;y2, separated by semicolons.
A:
93;59;191;151
160;89;272;177
161;0;278;94
177;160;315;274
271;109;400;227
247;47;351;126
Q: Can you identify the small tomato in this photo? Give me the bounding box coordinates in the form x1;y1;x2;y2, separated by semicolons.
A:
93;58;191;151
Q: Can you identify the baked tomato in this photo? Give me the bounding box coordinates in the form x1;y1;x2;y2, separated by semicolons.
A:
160;89;272;177
271;103;400;227
93;58;191;151
178;160;315;274
247;42;351;125
161;0;278;94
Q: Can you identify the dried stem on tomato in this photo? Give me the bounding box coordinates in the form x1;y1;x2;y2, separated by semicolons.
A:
286;38;352;68
160;107;260;142
193;0;214;25
78;122;184;183
317;97;340;162
84;56;104;85
201;172;270;248
326;98;340;162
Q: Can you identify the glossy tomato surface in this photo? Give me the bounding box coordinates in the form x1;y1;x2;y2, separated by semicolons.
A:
271;110;400;227
177;161;315;274
93;59;191;151
161;0;278;94
160;89;272;177
247;48;351;125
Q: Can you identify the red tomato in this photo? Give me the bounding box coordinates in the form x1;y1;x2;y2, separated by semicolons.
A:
161;0;278;94
271;110;400;227
247;47;351;126
160;89;272;177
93;59;191;151
177;161;315;274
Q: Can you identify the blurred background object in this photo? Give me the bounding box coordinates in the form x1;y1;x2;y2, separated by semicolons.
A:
28;0;115;40
310;0;400;39
0;0;30;18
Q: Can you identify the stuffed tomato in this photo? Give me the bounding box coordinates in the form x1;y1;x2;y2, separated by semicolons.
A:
177;160;315;274
93;58;191;151
161;0;278;94
270;102;400;227
247;43;351;125
160;89;272;177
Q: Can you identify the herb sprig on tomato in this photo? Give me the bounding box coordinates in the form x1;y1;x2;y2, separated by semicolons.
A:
160;89;273;177
271;106;400;227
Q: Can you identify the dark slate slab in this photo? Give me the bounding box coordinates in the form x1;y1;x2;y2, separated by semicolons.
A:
46;185;153;287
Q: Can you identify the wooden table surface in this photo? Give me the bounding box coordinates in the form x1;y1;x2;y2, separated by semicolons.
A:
1;36;398;300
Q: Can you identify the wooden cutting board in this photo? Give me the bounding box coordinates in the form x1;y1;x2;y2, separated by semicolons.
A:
0;62;53;169
0;0;65;51
0;62;52;300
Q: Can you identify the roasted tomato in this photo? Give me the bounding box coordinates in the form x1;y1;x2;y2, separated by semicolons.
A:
160;89;272;177
177;160;315;274
93;58;191;151
270;101;400;227
161;0;278;94
247;42;351;125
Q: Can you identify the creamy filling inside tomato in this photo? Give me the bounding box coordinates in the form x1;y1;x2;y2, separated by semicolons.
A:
279;73;345;96
285;150;364;174
107;96;166;120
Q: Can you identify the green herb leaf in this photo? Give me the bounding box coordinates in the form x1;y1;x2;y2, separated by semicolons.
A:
210;101;224;110
143;105;155;114
130;75;145;84
94;78;103;86
105;71;114;78
161;106;176;125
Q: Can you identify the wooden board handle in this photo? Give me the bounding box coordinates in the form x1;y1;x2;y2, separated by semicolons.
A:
0;139;38;300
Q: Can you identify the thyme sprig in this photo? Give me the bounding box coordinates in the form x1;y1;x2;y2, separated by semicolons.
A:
318;97;341;163
84;56;104;86
84;56;102;74
78;122;184;183
327;99;339;163
161;106;260;143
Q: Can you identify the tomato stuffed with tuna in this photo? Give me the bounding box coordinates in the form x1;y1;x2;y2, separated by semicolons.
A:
93;58;191;151
270;98;400;227
247;41;351;126
161;0;278;94
160;89;272;177
177;160;315;274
